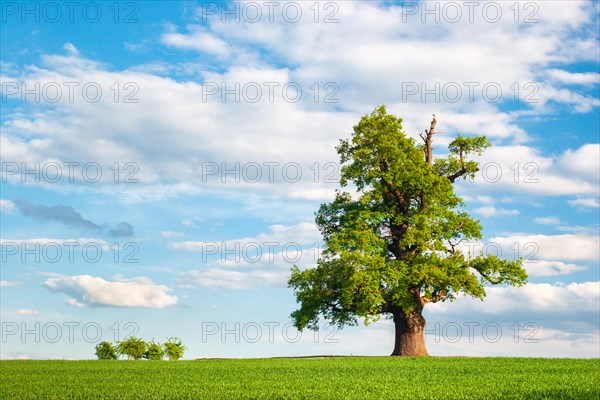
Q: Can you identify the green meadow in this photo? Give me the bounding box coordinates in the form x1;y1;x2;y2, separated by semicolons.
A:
1;357;598;399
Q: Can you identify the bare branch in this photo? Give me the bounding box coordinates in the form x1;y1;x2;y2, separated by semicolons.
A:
423;114;437;166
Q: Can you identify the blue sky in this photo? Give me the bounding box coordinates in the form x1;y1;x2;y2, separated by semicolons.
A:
1;1;599;359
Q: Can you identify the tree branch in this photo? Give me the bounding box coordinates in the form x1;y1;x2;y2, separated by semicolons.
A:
422;290;447;304
326;301;345;314
476;271;503;285
423;114;436;167
446;146;480;182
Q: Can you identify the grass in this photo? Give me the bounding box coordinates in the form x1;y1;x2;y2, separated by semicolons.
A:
1;357;598;399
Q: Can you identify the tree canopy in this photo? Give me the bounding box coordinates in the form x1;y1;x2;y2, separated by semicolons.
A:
289;106;527;355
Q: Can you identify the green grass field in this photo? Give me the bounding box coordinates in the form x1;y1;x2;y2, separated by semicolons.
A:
1;357;598;399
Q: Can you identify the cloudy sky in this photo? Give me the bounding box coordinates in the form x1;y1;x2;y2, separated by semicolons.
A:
1;1;598;359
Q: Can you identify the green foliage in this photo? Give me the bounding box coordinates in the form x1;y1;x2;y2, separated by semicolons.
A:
163;337;186;360
2;358;598;399
94;341;117;360
94;337;185;361
144;340;164;361
289;105;527;330
434;134;491;181
116;337;146;360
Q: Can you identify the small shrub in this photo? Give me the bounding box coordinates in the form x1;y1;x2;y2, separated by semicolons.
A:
164;337;186;360
117;337;146;360
95;341;117;360
144;340;164;360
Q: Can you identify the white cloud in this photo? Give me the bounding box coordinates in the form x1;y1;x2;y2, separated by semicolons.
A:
175;222;321;289
0;281;17;287
63;42;79;56
178;268;288;290
44;274;177;308
487;233;599;262
171;222;319;251
1;49;350;204
428;281;600;316
556;225;600;235
466;144;600;197
161;25;230;58
569;198;600;208
475;196;495;204
558;144;600;184
474;206;519;217
524;260;587;277
547;69;600;85
176;242;319;284
424;325;599;358
533;217;560;225
0;199;15;213
2;0;597;206
65;298;87;308
534;84;600;113
461;195;495;204
181;219;198;228
199;1;598;119
160;230;185;238
17;309;40;316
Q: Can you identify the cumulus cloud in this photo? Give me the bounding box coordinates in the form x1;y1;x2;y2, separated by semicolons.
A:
177;243;319;286
17;309;40;316
547;69;600;85
524;260;587;277
487;233;599;262
175;222;321;289
428;281;600;318
181;219;198;228
457;233;597;277
464;144;600;197
569;198;600;208
63;42;79;56
0;199;15;213
2;1;597;205
474;206;519;217
533;217;560;225
171;222;319;251
558;144;600;184
44;274;177;308
178;268;288;290
475;196;495;204
161;25;230;58
161;231;185;238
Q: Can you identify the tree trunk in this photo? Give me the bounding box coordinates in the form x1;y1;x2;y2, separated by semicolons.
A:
391;310;429;356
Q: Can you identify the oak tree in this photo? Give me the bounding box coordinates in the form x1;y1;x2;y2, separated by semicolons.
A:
289;106;527;356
